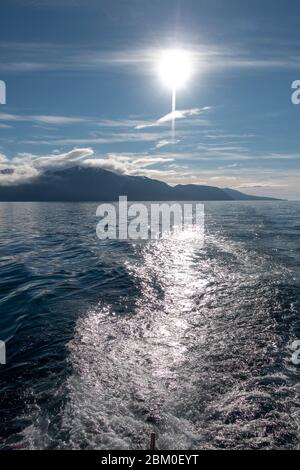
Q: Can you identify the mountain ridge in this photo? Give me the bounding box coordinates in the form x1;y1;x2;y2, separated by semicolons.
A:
0;165;280;201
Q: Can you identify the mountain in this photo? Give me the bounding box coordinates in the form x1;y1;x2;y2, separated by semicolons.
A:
0;166;279;201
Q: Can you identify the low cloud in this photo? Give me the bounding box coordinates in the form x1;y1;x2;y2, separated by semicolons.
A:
0;154;9;164
0;147;174;185
0;148;93;185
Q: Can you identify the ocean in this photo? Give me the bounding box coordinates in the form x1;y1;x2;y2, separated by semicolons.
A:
0;201;299;450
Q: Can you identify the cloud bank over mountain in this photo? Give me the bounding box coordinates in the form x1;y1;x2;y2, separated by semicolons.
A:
0;147;278;202
0;147;180;186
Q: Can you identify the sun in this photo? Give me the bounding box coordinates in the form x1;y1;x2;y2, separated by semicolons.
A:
156;48;194;140
158;49;192;90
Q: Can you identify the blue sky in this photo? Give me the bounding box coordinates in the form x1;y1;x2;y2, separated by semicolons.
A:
0;0;300;199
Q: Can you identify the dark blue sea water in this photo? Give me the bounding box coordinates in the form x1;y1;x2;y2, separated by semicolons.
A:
0;201;299;450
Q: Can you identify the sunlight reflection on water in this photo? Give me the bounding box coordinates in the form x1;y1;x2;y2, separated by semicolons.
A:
1;202;299;450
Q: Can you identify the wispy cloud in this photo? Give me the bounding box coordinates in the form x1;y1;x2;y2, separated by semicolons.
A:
0;112;88;125
136;107;211;130
2;41;300;73
155;140;179;149
23;131;171;146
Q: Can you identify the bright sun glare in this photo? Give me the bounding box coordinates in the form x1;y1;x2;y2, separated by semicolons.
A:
158;49;192;90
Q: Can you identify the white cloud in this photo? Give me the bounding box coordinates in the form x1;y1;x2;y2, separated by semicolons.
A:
0;154;8;164
94;118;147;129
0;148;93;184
155;140;178;149
136;107;210;130
23;131;172;146
0;148;174;185
0;112;88;125
30;115;87;124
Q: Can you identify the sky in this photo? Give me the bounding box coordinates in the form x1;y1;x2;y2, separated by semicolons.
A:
0;0;300;199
